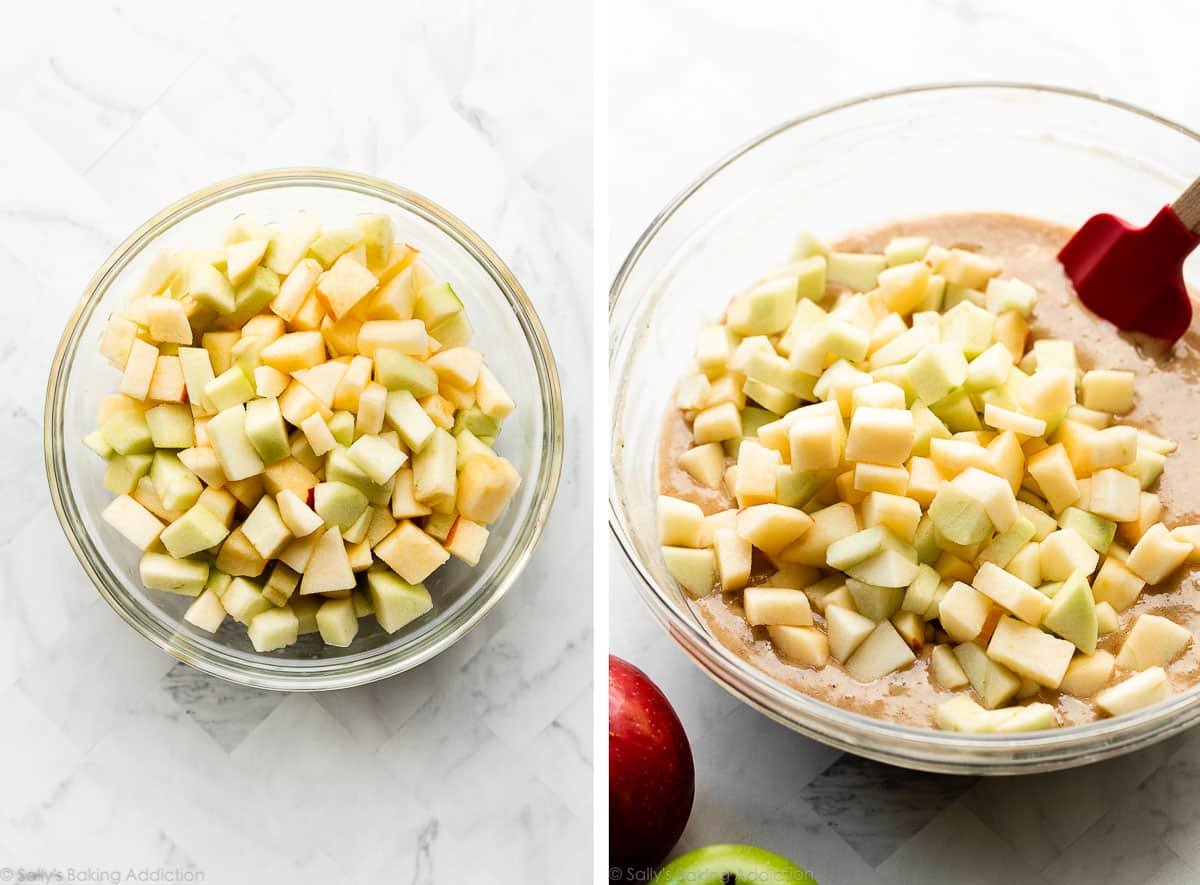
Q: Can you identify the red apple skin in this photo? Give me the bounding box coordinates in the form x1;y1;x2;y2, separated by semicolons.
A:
609;655;695;873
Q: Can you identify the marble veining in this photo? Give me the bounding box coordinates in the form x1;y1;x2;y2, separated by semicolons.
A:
0;0;591;881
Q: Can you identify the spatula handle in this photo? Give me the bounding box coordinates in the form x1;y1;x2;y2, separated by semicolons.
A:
1172;176;1200;231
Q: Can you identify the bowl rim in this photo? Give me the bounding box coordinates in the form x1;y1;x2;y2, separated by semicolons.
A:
46;166;563;691
608;82;1200;772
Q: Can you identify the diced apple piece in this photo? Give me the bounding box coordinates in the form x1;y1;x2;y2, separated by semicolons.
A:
1171;525;1200;564
845;620;916;681
906;343;968;405
1127;523;1191;585
781;502;858;566
826;526;889;571
953;467;1019;533
224;237;269;286
412;428;457;509
262;562;299;606
844;540;919;588
139;551;209;596
845;579;904;622
1021;366;1076;422
189;261;236;314
468;364;511;419
1119;492;1163;547
160;502;230;558
1095;666;1170;716
357;319;429;359
954;641;1020;708
362;567;431;633
274;486;324;534
206;404;265;481
1081;370;1135;415
314;481;369;532
972;562;1050;626
788;411;845;471
183;588;227;633
196;487;236;527
299;413;336;457
1025;444;1080;513
102;495;165;551
1039;528;1100;582
986;615;1074;689
983;403;1045;438
457;453;521;524
100;315;139;368
347;433;408;486
1059;650;1115;698
713;529;752;591
444;518;489;566
150;452;203;511
928;482;991;546
315;597;359;647
735;505;810;555
767;625;829;667
213;525;268;577
248;606;299;652
1116;614;1192;671
1042;571;1098;653
260;331;326;373
146;297;193;345
826;251;885;291
374;520;449;584
692;401;742;446
931;644;970;689
826;605;876;662
862;491;921;543
844;406;914;466
656;496;706;548
678;444;725;489
662;546;717;597
293;360;349;408
240;495;292;559
939;581;993;643
119;338;160;400
976;518;1035;569
901;564;940;614
144;403;194;450
743;587;813;627
384;389;436;452
295;526;355;595
391;467;433;520
935;696;991;732
1057;507;1116;553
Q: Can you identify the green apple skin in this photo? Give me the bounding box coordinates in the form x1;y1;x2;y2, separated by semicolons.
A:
652;844;816;885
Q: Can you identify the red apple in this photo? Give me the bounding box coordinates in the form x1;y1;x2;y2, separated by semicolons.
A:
609;655;695;873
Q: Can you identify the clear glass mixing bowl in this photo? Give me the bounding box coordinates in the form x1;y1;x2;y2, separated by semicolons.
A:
610;84;1200;773
46;168;563;690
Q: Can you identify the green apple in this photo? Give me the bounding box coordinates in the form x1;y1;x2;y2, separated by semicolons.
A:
653;845;815;885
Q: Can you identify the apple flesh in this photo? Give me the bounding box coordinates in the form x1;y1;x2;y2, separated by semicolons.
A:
610;656;694;873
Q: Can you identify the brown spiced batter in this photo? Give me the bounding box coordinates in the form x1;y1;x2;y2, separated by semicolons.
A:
658;212;1200;728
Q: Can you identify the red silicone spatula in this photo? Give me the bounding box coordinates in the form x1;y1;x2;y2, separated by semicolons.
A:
1058;180;1200;345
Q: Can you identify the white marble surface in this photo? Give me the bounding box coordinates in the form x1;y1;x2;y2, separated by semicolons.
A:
609;1;1200;883
0;0;591;882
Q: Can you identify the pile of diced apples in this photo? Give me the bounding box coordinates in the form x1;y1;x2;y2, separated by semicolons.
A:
88;211;520;653
658;231;1200;732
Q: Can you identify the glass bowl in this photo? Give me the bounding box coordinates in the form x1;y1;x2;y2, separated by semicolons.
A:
610;83;1200;774
46;168;563;691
